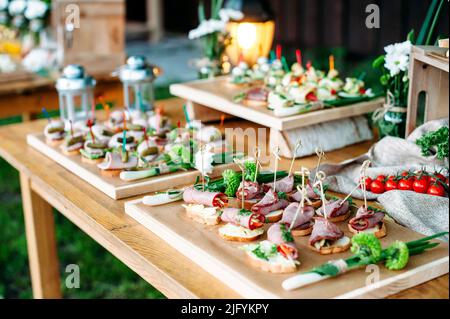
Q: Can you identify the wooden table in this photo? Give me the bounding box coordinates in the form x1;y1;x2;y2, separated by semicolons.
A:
0;74;123;121
0;98;447;299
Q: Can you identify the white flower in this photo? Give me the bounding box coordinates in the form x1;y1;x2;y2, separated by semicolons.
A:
24;0;48;20
0;54;17;73
384;40;412;76
219;8;244;22
194;145;215;176
22;48;55;72
188;19;227;39
0;0;9;11
8;0;26;15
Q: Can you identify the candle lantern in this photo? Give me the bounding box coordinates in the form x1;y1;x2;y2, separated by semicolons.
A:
118;56;161;112
224;0;275;66
56;64;96;124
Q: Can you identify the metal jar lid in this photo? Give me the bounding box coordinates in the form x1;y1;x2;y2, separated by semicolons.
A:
56;65;96;92
118;56;161;83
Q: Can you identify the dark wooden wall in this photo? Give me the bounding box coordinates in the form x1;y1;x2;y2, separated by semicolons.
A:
127;0;449;56
268;0;449;56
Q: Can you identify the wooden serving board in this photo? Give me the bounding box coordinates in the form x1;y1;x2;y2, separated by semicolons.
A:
170;77;384;131
27;133;237;200
125;199;449;299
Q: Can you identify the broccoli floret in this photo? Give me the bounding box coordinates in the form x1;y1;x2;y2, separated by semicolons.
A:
385;241;409;270
223;169;241;197
244;160;257;181
351;233;382;263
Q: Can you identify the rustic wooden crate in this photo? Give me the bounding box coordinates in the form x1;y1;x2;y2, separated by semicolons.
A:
52;0;126;74
406;46;449;136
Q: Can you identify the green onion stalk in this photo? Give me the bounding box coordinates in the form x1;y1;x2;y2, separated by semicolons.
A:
282;232;448;291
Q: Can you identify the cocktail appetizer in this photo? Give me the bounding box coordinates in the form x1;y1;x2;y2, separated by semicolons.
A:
61;132;85;156
97;150;138;177
108;132;137;151
44;120;66;146
218;208;265;242
308;217;351;254
348;206;387;238
242;223;299;273
281;202;315;236
80;140;109;164
182;187;228;225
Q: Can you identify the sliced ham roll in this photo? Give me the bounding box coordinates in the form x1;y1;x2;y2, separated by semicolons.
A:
309;217;343;246
246;87;269;102
97;152;138;170
220;208;265;230
182;187;227;208
264;175;294;193
349;206;385;231
251;189;289;215
44;121;65;141
289;183;321;201
236;181;262;200
267;223;298;259
281;203;315;229
316;199;349;218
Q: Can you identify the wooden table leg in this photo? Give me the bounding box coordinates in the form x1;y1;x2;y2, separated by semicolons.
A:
20;172;62;299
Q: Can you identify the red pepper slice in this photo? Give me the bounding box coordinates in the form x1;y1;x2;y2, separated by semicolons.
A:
359;88;366;95
306;92;318;102
277;244;296;259
248;214;265;230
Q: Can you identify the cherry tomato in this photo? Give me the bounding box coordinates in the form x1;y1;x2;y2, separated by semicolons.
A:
398;179;413;191
360;177;372;191
401;171;415;182
376;175;386;182
412;178;429;194
387;175;396;181
370;180;385;194
427;184;446;197
429;173;446;184
385;179;398;191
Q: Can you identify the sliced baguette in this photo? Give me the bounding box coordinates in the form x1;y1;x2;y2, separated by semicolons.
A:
100;169;122;177
81;156;105;164
309;236;351;255
243;99;268;108
265;210;283;223
227;197;260;211
348;221;387;239
219;223;264;242
46;139;64;147
242;241;298;273
316;209;350;223
183;204;221;226
291;222;314;237
61;148;82;156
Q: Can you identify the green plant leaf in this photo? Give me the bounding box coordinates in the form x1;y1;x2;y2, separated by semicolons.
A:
417;0;439;45
372;55;385;69
407;29;416;44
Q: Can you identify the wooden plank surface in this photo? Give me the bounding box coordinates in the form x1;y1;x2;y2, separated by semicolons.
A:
170;77;384;131
0;97;448;299
27;133;236;199
125;199;448;299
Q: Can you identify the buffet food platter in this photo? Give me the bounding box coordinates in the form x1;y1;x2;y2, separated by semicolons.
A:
27;133;237;199
125;197;448;299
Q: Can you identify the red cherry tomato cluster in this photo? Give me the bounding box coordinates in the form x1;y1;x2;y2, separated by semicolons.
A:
360;170;448;197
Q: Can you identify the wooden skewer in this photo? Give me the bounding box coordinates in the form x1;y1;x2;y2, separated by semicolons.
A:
288;139;302;176
272;146;281;192
253;146;261;183
314;171;328;219
313;147;326;184
360;160;371;208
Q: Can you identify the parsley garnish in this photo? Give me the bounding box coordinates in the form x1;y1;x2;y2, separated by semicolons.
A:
277;192;287;200
416;126;449;160
280;223;294;242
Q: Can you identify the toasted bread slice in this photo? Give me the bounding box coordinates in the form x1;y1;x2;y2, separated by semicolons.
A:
227;197;260;211
291;222;314;237
46;139;64;147
309;236;351;255
81;156;105;164
265;210;283;223
348;221;387;239
218;223;264;242
243;99;268;108
182;204;221;226
100;169;122;177
317;210;350;223
242;241;299;273
61;148;82;156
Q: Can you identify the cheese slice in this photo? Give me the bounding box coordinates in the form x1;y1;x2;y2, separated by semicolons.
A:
219;223;264;239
